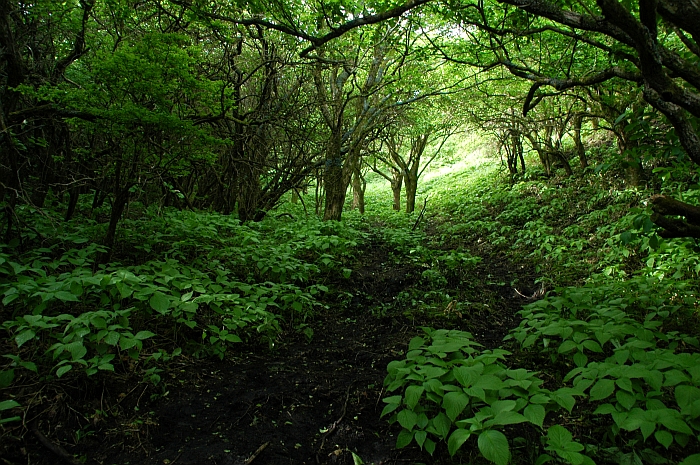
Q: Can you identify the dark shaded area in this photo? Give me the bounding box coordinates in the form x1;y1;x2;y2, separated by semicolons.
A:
1;236;535;465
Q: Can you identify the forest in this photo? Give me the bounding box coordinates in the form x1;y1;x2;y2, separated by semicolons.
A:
1;0;700;464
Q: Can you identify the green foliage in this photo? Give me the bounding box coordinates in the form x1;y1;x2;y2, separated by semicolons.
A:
383;152;700;462
1;205;365;422
382;328;588;463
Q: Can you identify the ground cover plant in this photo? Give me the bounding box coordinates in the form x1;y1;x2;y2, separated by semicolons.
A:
379;146;700;463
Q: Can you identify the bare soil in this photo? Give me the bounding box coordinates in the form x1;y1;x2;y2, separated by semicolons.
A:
1;235;536;465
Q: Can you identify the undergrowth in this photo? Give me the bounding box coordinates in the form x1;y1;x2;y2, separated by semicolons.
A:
383;154;700;464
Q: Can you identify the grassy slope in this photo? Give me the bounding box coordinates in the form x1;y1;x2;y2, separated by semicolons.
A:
379;149;700;463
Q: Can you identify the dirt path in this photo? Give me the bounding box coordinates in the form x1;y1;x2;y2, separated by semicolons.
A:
6;235;536;465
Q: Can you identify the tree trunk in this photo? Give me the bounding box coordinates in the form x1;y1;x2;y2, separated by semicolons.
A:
651;195;700;239
351;165;366;214
405;174;417;214
101;187;130;262
390;167;403;211
65;188;80;221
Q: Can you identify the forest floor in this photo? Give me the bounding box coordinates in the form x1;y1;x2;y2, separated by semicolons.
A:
4;228;538;465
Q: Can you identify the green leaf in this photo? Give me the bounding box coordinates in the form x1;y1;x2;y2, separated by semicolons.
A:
56;365;72;378
615;390;637;410
558;340;578;353
15;330;36;348
489;410;527;426
680;454;700;465
405;385;424;410
55;291;80;302
478;430;510;465
547;425;572;448
0;369;15;389
134;330;155;340
396;429;414;448
590;379;615;401
70;281;84;296
414;430;427;448
551;390;576;413
655;429;673;449
676;385;700;414
408;336;425;351
66;342;87;361
397;409;418;431
149;292;170;314
448;428;471;456
473;375;503;390
658;414;692;434
104;331;120;346
432;412;451;439
0;400;20;411
454;365;482;388
443;391;469;422
524;404;545;427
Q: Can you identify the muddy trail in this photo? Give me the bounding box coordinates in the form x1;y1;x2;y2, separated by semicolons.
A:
3;234;538;465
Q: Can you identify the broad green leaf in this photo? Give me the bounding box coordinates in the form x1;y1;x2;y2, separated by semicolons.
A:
134;330;155;340
593;403;618;415
478;430;510;465
56;365;72;378
15;330;35;348
680;454;700;465
149;292;170;314
448;428;471;456
616;390;637;410
432;412;451;439
655;429;673;449
90;316;107;329
396;429;413;448
590;379;615;401
658;414;692;434
490;400;516;414
558;340;578;353
0;400;20;411
615;377;633;392
397;409;418;431
547;425;573;448
381;403;399;418
414;430;427;448
104;331;120;346
408;336;425;351
489;410;527;426
70;281;84;296
675;385;700;414
473;375;503;390
55;291;80;302
524;404;545;427
573;352;588;368
0;369;15;389
640;420;656;440
424;437;436;455
66;342;87;361
443;391;469;422
551;390;576;413
405;385;424;410
454;365;481;388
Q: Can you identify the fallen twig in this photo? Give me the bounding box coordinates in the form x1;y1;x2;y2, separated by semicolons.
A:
316;384;352;464
31;422;82;465
244;441;269;465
